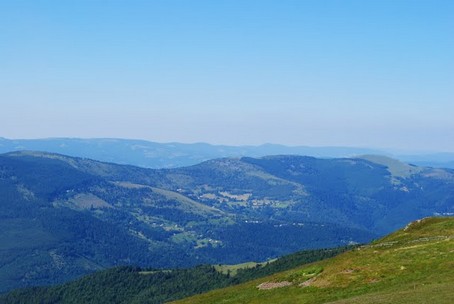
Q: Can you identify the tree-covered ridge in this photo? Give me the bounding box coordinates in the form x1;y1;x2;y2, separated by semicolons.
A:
0;246;352;304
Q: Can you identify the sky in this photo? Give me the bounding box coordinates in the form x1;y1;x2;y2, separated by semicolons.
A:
1;0;453;152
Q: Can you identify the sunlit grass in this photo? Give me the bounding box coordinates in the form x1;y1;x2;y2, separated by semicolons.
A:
172;217;454;304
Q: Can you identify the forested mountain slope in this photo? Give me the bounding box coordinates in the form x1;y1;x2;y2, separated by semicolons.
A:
0;151;452;292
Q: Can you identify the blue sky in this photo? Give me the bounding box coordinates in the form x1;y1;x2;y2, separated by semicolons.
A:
1;0;453;151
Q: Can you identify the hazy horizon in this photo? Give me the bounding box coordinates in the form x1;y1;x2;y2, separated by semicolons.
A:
1;1;453;151
2;136;454;155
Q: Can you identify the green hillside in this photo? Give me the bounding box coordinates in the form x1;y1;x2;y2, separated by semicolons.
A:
173;217;454;304
0;247;351;304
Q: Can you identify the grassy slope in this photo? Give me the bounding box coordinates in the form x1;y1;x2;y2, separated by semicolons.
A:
357;155;423;178
214;262;260;276
172;217;454;304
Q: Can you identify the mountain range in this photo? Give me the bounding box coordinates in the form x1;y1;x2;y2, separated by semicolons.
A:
1;137;453;169
0;151;453;292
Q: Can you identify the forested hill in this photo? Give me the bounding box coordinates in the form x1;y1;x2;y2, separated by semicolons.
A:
3;217;452;304
0;151;453;292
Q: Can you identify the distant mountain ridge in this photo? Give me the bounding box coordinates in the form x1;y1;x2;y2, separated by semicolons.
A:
0;137;393;168
0;151;453;292
1;137;453;169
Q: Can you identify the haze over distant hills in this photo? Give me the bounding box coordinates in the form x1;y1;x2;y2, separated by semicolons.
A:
1;137;453;169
